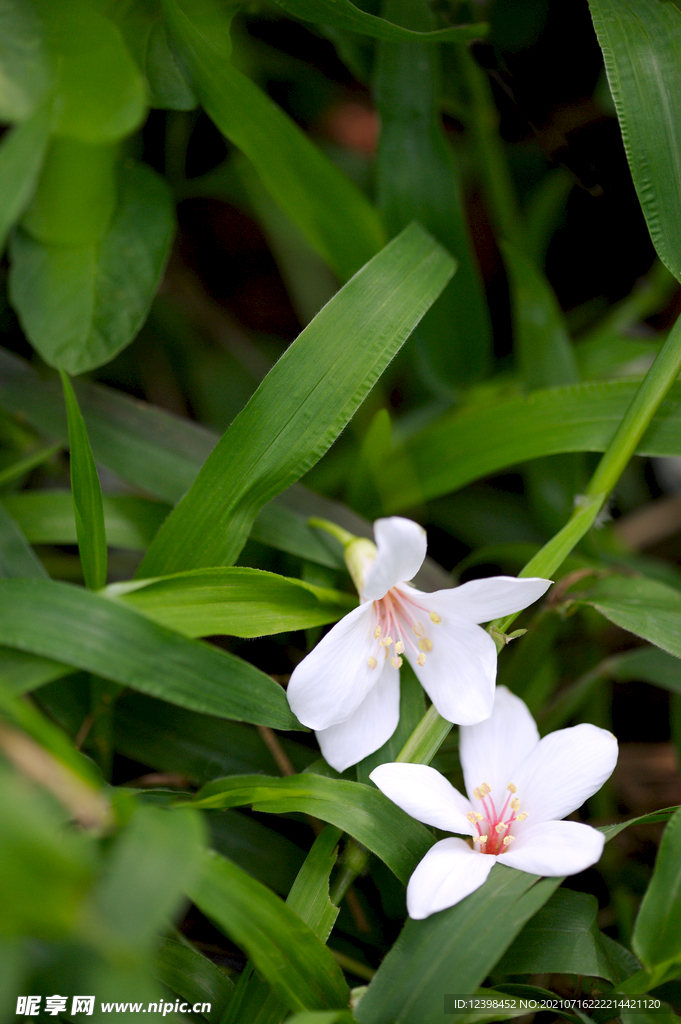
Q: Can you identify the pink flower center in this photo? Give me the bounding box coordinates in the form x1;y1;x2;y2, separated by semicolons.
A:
366;587;440;671
467;783;528;856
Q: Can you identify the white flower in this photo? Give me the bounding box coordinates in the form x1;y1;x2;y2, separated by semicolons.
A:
286;517;551;772
370;687;618;919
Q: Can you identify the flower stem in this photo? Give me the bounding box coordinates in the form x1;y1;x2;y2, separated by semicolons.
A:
492;308;681;633
395;703;453;764
308;517;356;548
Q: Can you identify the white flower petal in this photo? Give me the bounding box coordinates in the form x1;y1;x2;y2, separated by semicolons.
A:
316;662;400;772
513;723;618;824
406;838;496;919
460;687;540;802
428;576;552;624
362;517;427;601
370;763;475;834
406;611;497;725
500;820;606;877
286;602;380;729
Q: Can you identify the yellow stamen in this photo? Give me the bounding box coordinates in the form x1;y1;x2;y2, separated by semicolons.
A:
368;657;377;670
510;798;520;811
374;626;381;639
474;835;488;844
475;812;483;820
413;621;425;637
419;638;433;652
507;783;517;794
467;812;477;824
391;656;403;669
502;835;515;846
516;812;528;821
417;653;426;666
495;823;506;834
395;641;405;654
481;782;491;795
380;636;393;647
474;787;483;801
429;611;441;624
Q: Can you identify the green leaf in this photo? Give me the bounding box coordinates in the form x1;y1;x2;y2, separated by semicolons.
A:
0;502;46;579
632;807;681;980
10;159;174;374
138;222;455;575
599;807;680;843
0;0;52;123
375;0;490;388
0;105;50;252
162;0;384;282
354;870;562;1024
282;1015;355;1024
495;889;639;984
0;443;61;489
573;575;681;661
272;0;485;41
379;379;681;510
155;937;233;1018
2;491;170;551
41;0;146;144
187;773;434;884
105;567;355;637
226;826;342;1024
589;0;681;281
0;646;71;694
191;849;350;1012
0;578;300;729
60;370;107;590
92;804;206;951
608;646;681;695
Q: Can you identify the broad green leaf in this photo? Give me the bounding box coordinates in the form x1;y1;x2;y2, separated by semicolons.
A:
10;159;174;374
0;578;300;729
92;804;206;951
354;870;561;1024
608;646;681;695
589;0;681;281
572;575;681;661
2;491;170;551
187;773;434;884
116;1;196;111
379;379;681;510
105;567;355;637
40;0;146;144
0;502;46;579
60;370;107;590
0;105;50;252
632;807;681;980
283;1015;355;1024
21;136;117;245
375;0;490;389
162;0;384;281
272;0;485;41
155;937;233;1018
0;763;95;939
495;889;639;984
138;223;454;575
208;809;306;896
191;849;350;1012
0;0;52;122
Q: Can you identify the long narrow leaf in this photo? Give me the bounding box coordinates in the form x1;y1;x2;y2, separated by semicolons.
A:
187;773;434;883
60;370;107;589
138;223;455;575
272;0;485;42
191;849;350;1013
0;578;299;729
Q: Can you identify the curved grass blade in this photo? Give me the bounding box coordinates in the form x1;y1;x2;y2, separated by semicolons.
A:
0;578;299;729
138;223;455;575
272;0;485;42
